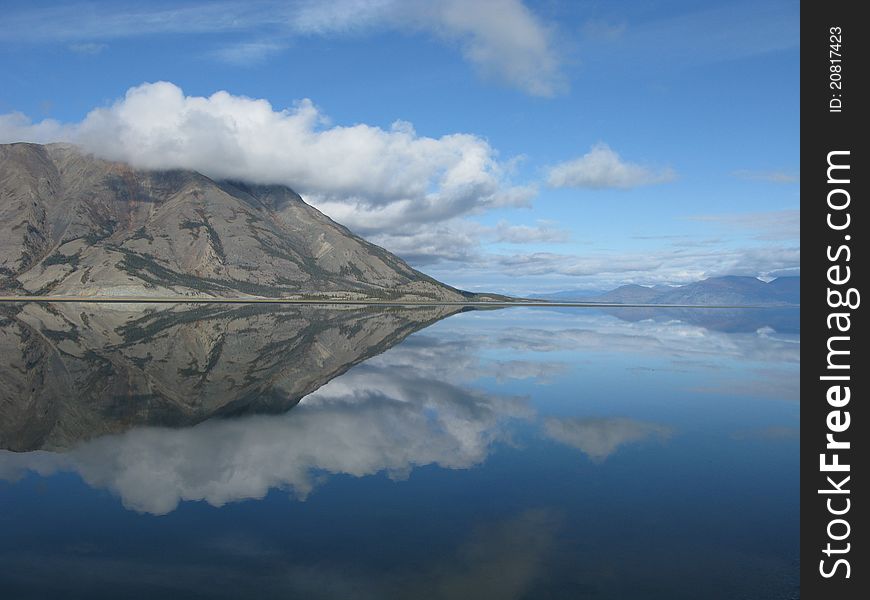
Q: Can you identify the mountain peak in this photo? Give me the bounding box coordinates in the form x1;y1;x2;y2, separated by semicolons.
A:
535;275;800;306
0;143;471;301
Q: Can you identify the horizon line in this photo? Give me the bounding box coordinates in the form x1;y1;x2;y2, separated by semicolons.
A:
0;295;797;309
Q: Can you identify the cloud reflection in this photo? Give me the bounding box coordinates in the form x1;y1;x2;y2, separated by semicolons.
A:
1;379;527;515
543;417;672;462
0;306;798;514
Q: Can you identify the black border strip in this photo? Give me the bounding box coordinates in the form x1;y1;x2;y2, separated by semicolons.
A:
802;2;866;597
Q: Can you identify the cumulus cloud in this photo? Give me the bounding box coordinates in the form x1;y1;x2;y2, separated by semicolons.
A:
544;416;672;462
365;219;569;266
367;221;485;266
545;143;676;189
2;0;563;96
0;112;71;143
0;81;531;235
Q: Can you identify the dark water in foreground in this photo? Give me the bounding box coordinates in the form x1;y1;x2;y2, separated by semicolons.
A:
0;304;799;599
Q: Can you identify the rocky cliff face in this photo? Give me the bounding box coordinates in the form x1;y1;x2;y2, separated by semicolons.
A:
0;143;470;301
0;301;461;451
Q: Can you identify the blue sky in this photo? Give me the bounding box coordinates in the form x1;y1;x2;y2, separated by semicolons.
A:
0;0;799;294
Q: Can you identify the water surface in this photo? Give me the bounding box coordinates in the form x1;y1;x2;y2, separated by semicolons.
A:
0;304;800;599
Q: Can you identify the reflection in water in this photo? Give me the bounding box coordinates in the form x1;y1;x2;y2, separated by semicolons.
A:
0;369;529;514
0;305;799;598
0;507;561;600
602;306;800;334
1;304;797;515
0;302;459;451
543;417;672;463
402;509;562;600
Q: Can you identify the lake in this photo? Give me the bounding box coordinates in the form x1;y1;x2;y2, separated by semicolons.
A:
0;303;800;599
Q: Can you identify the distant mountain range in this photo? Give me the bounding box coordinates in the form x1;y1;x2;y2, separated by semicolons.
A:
534;276;800;306
1;143;500;302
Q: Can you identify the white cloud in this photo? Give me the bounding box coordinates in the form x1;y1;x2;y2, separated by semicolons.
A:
408;0;563;96
0;81;530;233
546;143;676;189
0;112;71;143
290;1;564;95
367;220;484;266
2;0;563;96
364;219;570;266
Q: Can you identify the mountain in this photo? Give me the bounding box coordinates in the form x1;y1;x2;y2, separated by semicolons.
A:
531;289;608;302
649;276;799;305
537;276;800;306
594;283;674;304
0;301;462;452
0;142;480;301
767;276;800;303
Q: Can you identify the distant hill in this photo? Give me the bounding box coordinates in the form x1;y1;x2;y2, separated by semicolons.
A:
531;289;608;302
0;143;487;301
595;283;674;304
534;276;800;306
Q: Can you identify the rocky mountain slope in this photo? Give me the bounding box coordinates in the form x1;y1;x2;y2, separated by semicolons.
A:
0;143;475;301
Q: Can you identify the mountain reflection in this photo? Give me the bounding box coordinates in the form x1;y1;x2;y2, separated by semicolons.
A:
602;306;800;334
0;305;798;515
0;302;459;451
1;356;531;514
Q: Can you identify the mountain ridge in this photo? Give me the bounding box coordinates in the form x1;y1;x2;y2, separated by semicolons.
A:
533;275;800;306
0;142;492;302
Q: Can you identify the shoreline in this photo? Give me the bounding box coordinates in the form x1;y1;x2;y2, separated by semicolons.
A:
0;295;794;309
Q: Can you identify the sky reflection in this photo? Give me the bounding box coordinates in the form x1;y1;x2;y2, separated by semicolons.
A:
1;306;798;515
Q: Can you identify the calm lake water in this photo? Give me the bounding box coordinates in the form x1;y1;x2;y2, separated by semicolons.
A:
0;303;799;599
